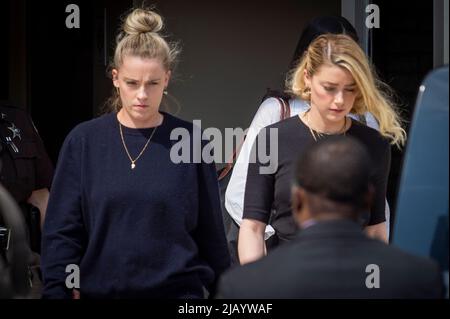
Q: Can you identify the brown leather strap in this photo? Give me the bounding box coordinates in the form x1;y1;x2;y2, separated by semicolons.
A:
284;99;291;119
275;97;291;120
218;135;246;180
218;162;233;180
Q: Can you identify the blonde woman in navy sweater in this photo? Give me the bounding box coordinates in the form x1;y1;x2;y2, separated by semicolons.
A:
41;8;230;298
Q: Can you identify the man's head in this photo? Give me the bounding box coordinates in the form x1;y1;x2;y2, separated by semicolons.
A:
292;136;373;226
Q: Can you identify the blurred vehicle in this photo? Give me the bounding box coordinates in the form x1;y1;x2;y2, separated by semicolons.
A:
393;66;449;298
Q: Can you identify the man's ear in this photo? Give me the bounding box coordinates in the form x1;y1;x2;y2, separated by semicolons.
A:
292;186;308;226
291;186;304;214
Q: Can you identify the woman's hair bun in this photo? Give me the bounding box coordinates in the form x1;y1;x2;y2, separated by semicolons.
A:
123;8;163;35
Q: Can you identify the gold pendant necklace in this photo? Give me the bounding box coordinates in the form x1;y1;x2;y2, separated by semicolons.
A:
119;122;158;170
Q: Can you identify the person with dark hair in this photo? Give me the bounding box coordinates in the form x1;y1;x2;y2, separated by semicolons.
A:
225;16;386;259
41;7;230;299
217;137;444;299
288;16;359;71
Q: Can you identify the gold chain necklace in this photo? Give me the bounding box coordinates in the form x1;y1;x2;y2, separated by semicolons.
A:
119;123;157;170
304;109;347;142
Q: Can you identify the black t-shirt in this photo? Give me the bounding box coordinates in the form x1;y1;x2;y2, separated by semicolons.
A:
243;115;390;243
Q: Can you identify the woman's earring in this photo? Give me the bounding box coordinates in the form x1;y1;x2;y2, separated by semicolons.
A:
163;89;168;95
116;87;120;95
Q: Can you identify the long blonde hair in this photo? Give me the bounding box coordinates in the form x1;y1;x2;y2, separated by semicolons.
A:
105;7;180;113
286;34;406;148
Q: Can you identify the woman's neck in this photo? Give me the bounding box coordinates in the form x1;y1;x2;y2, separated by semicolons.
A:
306;107;347;134
117;109;163;129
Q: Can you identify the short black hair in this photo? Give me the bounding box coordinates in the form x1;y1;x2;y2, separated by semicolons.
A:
295;136;372;209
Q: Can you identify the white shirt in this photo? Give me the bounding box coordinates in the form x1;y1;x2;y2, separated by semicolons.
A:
224;97;389;240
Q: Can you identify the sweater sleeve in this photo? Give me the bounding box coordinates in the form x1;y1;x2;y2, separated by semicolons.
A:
194;158;231;295
41;131;87;299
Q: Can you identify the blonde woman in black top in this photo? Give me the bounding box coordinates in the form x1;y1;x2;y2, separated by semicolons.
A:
239;34;406;264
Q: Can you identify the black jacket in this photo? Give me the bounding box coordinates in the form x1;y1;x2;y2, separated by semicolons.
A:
217;220;444;299
0;104;53;204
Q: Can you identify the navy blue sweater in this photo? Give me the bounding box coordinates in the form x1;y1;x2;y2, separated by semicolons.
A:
41;112;230;298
